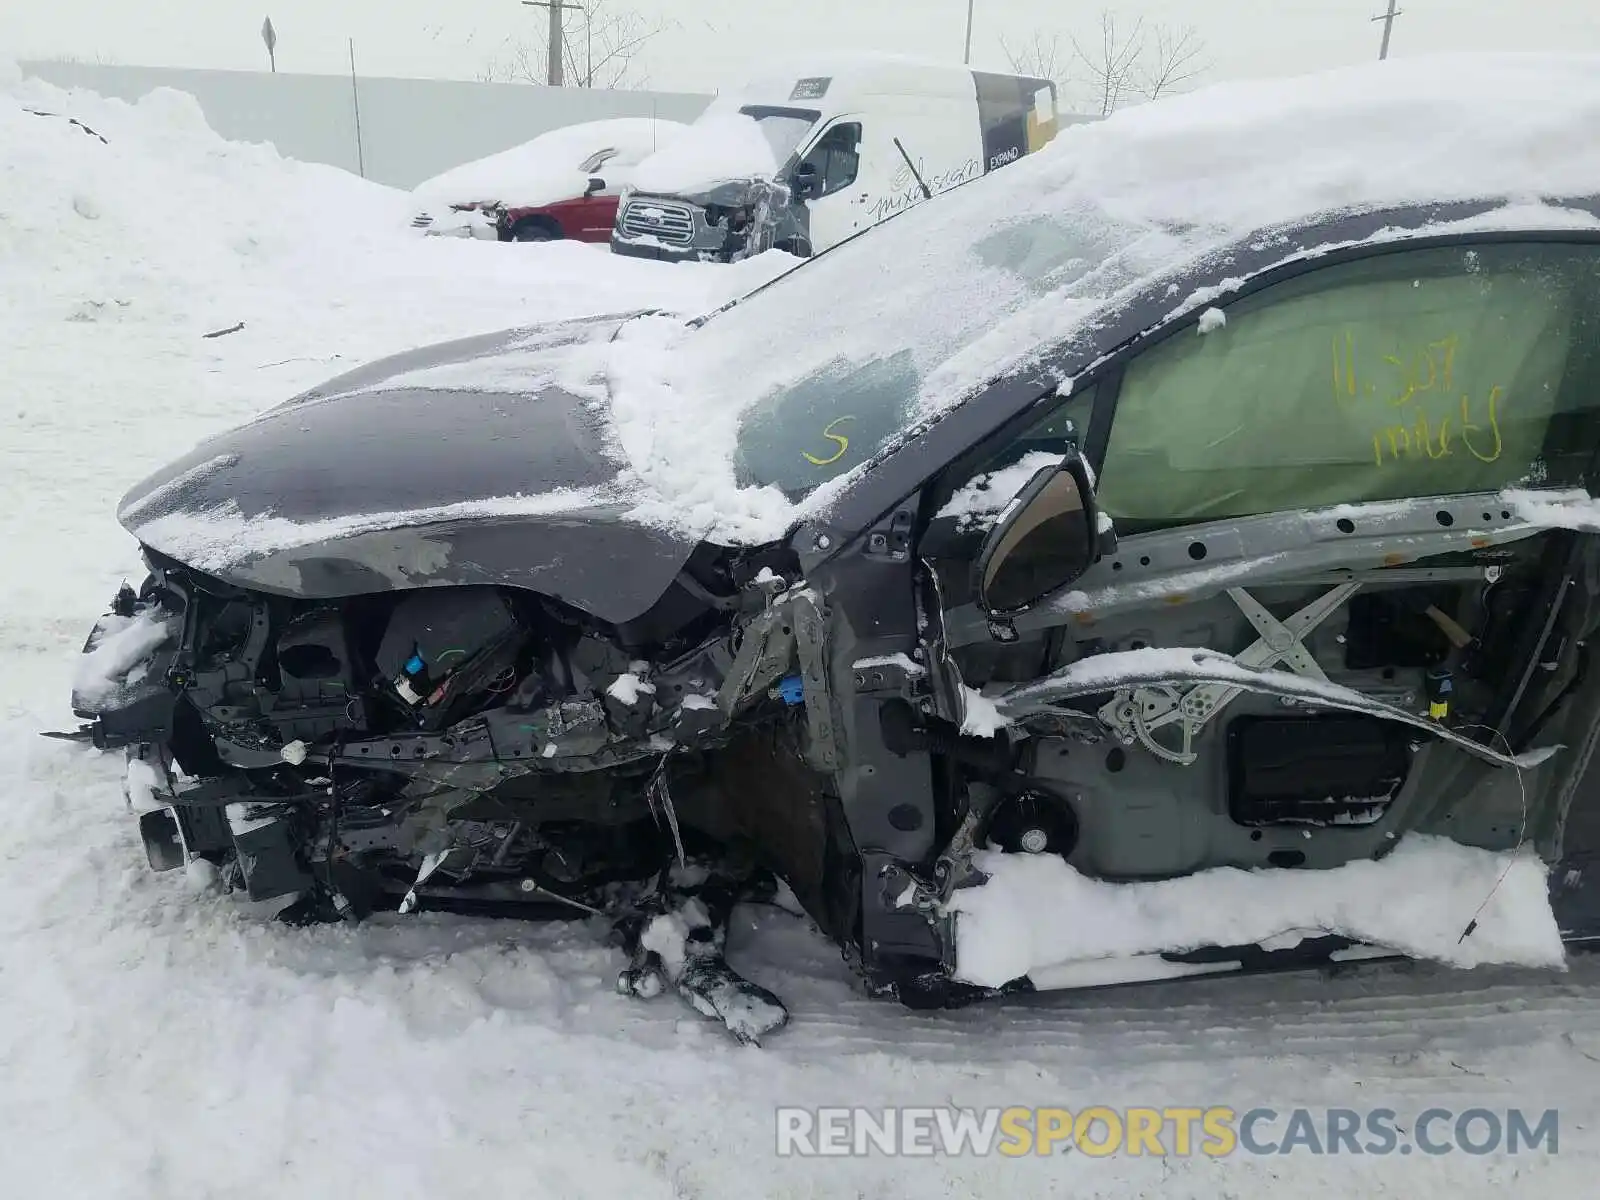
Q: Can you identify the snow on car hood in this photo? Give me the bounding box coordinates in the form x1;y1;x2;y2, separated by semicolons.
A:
113;315;723;624
627;107;785;194
412;117;687;210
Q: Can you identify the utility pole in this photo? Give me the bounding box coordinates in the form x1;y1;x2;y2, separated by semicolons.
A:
522;0;581;86
1372;0;1402;60
348;38;365;177
963;0;975;65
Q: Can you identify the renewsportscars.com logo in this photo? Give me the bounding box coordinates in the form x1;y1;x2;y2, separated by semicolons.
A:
774;1106;1560;1158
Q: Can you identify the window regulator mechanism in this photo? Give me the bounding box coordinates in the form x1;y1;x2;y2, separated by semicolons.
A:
1098;581;1362;765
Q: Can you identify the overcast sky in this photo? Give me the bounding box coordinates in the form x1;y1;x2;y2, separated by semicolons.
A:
6;1;1599;103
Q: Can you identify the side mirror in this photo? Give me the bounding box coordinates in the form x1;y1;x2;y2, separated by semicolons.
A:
585;176;607;197
972;454;1100;616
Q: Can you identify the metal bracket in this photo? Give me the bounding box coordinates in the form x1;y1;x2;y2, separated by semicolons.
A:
850;655;927;700
645;750;687;866
715;599;797;716
790;592;841;772
863;508;915;561
1102;581;1362;765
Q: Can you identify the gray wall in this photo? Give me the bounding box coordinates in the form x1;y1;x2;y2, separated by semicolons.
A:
21;61;712;189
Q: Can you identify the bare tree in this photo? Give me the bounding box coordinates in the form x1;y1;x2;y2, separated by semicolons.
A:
1138;23;1207;101
998;30;1069;90
1058;10;1208;115
1071;12;1148;116
477;41;544;85
481;0;664;89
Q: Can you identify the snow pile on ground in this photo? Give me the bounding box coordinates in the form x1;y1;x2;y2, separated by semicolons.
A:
0;71;793;607
412;116;687;209
952;835;1566;989
0;73;785;359
628;108;783;193
597;52;1600;544
3;79;406;325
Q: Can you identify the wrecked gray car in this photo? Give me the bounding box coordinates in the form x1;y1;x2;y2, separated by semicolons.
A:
58;165;1600;1040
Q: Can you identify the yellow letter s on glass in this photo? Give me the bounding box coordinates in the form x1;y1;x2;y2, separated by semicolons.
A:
803;416;856;467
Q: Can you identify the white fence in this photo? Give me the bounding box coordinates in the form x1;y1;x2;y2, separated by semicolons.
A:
21;61;712;189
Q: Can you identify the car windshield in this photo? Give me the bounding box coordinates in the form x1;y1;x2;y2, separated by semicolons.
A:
666;149;1173;502
739;107;821;167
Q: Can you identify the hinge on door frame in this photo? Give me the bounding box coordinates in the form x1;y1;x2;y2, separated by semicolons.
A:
915;556;966;725
864;508;914;560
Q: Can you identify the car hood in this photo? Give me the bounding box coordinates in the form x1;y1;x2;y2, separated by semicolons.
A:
629;179;777;209
115;312;704;625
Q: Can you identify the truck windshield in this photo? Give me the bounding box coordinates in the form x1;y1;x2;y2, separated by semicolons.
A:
738;106;821;167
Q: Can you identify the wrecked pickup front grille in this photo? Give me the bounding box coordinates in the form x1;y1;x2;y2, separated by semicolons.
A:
618;199;695;245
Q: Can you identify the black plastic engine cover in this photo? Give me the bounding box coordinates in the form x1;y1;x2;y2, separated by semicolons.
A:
375;588;518;679
1226;714;1412;827
371;586;526;731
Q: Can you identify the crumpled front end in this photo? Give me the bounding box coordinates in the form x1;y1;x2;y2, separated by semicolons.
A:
411;202;501;239
58;304;859;1046
64;535;848;1046
65;531;846;962
68;576;321;900
611;179;794;263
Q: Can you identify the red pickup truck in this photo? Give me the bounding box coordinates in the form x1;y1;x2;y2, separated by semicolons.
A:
411;117;689;243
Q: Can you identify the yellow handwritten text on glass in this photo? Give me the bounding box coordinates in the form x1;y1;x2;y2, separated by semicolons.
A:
802;416;856;467
1333;333;1504;468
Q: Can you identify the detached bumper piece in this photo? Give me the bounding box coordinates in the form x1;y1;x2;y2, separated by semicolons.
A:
68;583;316;906
612;862;790;1045
68;583;180;751
138;807;187;872
133;774;314;902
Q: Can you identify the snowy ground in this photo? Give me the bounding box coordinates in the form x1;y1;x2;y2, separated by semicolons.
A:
3;68;1599;1199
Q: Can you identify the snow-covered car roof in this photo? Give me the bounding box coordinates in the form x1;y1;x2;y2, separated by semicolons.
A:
412;117;688;209
606;53;1600;542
